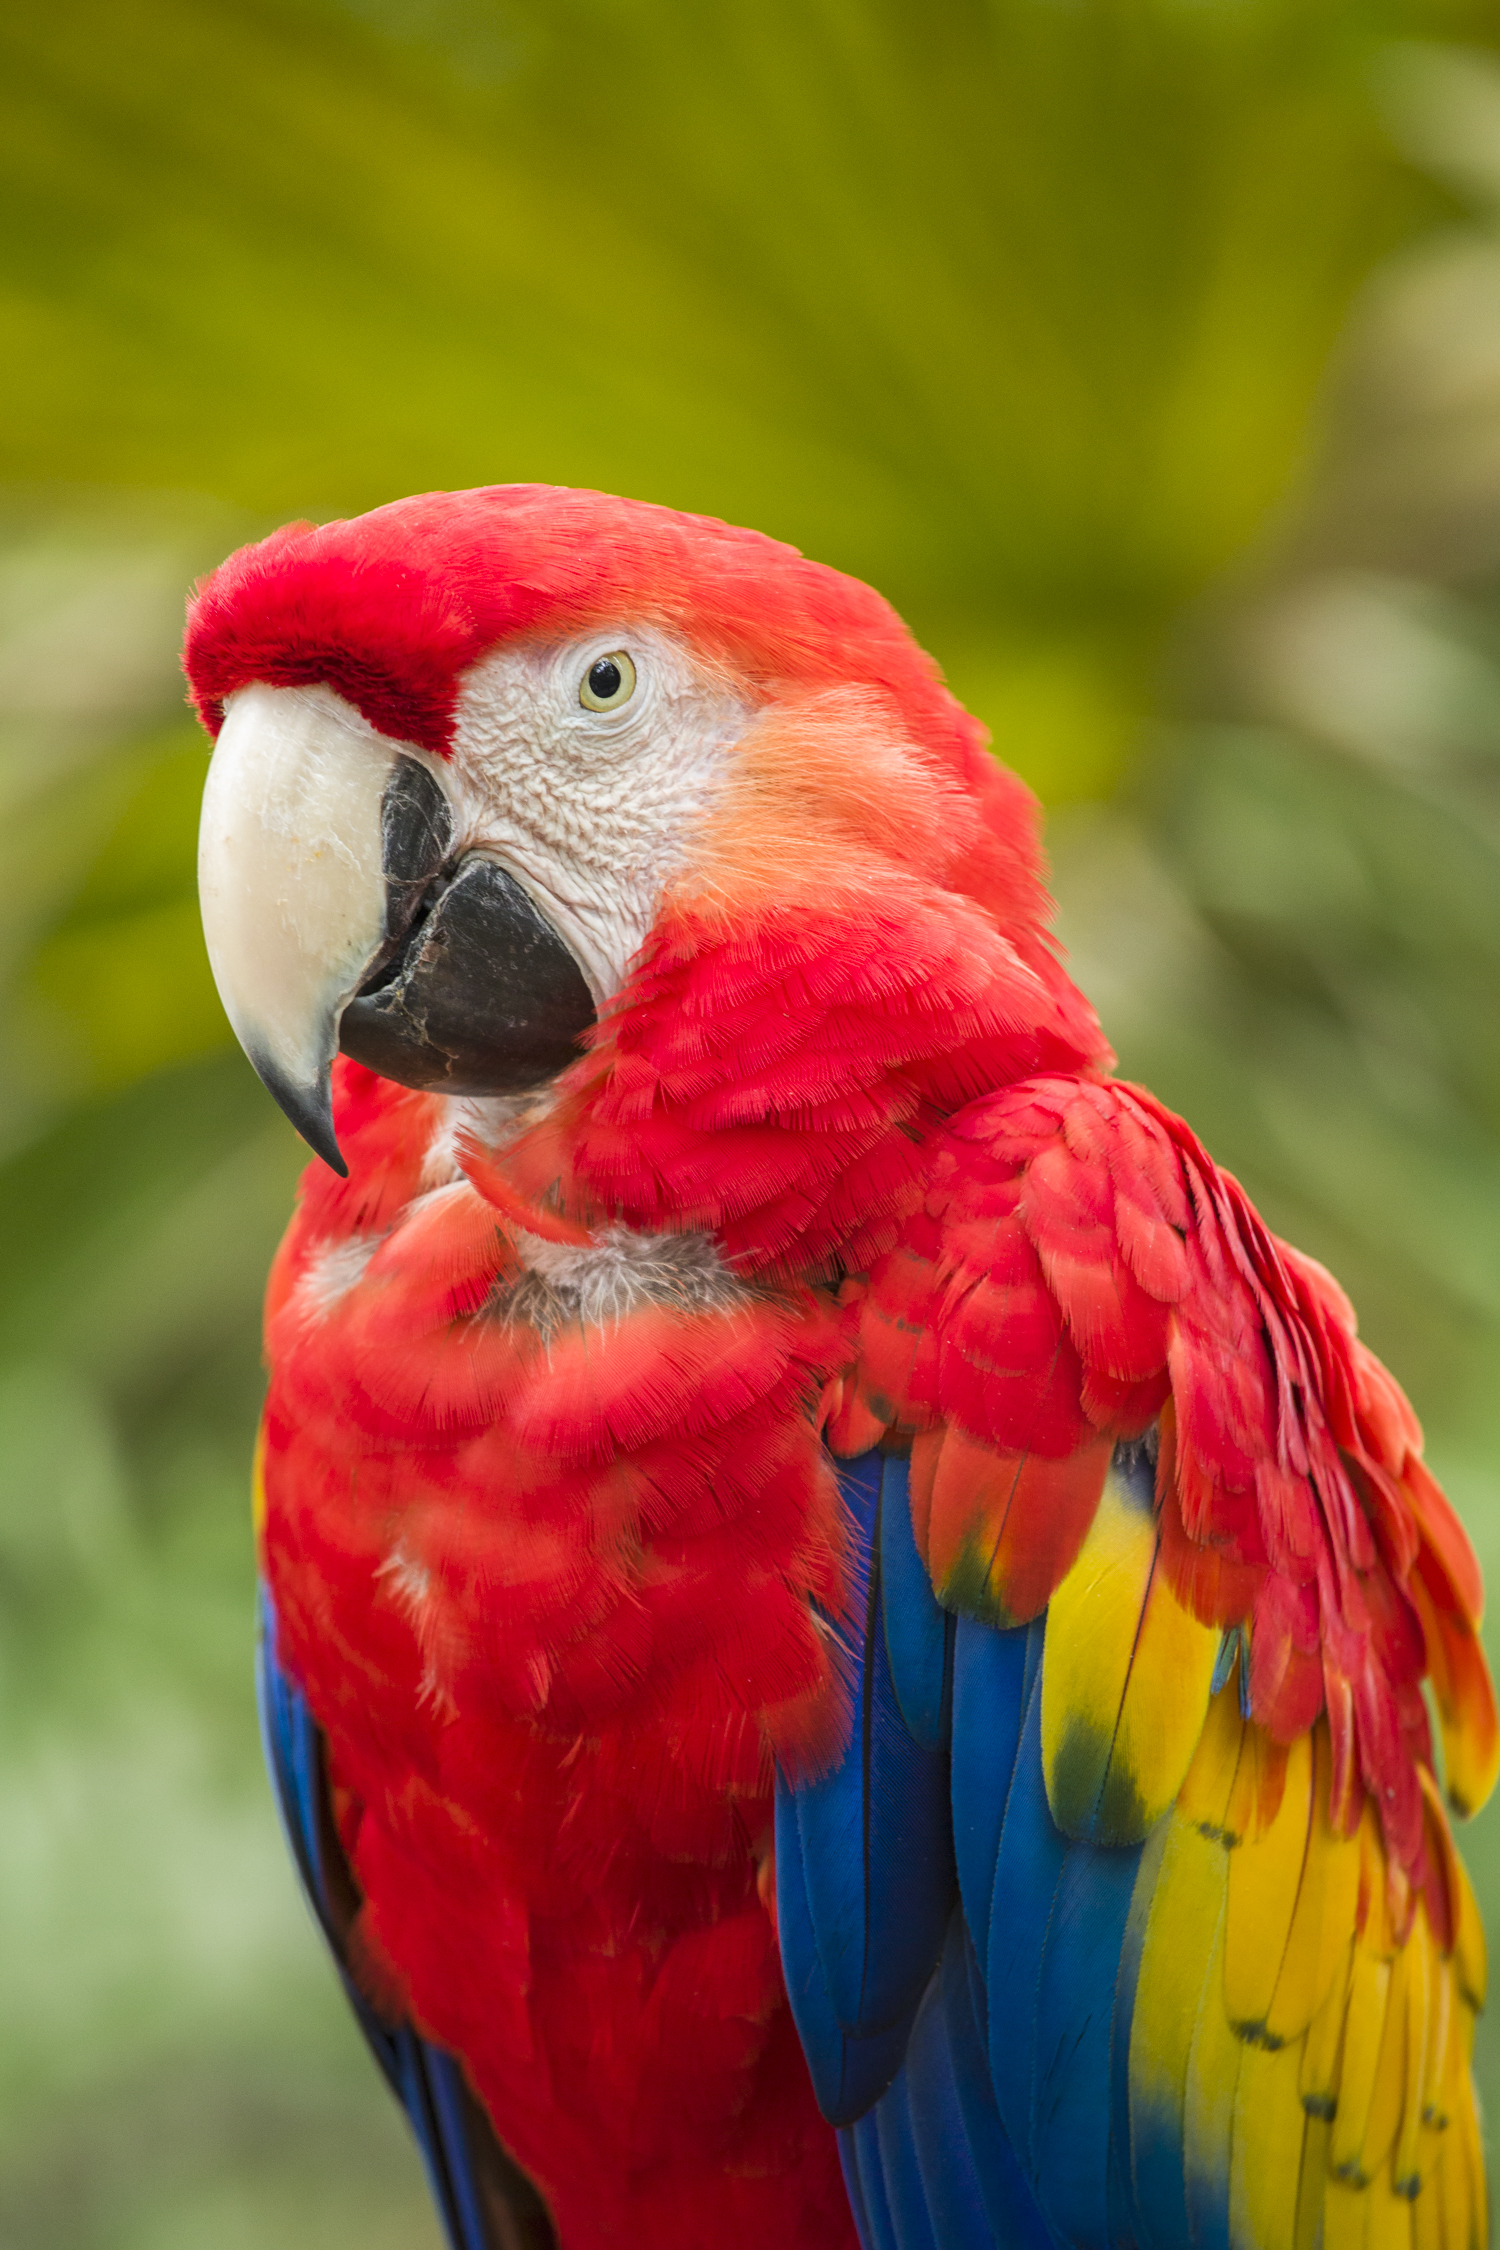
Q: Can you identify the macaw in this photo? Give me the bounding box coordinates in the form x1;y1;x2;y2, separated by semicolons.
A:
187;486;1496;2250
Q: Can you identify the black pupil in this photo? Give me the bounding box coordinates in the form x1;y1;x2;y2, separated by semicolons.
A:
589;657;622;701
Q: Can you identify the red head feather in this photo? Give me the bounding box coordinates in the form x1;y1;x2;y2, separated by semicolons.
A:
187;484;971;762
184;485;1064;947
186;485;1111;1270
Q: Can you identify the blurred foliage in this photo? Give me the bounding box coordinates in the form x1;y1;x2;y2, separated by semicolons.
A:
3;3;1500;2243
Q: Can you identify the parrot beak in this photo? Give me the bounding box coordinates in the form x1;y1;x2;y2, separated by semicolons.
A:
198;684;597;1174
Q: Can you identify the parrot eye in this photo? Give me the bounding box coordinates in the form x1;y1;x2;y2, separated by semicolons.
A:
579;651;637;712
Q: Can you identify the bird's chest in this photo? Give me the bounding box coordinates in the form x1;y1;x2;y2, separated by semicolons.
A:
257;1181;850;1972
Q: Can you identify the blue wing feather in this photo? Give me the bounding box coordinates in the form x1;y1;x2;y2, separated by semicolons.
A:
937;1915;1055;2248
839;2130;877;2248
847;2110;903;2250
879;1452;954;1750
774;1774;915;2121
985;1662;1069;2164
903;1936;1005;2246
1110;1816;1171;2248
1029;1831;1145;2244
844;1908;1059;2250
777;1453;956;2050
873;2072;942;2250
779;1445;1198;2250
949;1613;1037;1968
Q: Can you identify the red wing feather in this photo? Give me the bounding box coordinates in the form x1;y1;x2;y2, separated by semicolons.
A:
915;1424;1112;1627
849;1073;1496;1882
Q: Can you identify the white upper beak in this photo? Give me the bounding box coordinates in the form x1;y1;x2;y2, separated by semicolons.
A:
198;682;399;1171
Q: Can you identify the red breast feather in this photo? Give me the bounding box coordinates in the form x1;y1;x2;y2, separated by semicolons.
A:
263;1063;859;2247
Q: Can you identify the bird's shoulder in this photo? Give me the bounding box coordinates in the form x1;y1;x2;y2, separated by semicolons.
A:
832;1071;1496;1879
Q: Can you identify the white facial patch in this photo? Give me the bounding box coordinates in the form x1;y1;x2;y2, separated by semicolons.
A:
444;627;752;1000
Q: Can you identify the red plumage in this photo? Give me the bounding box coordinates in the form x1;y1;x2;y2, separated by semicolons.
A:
263;1069;858;2243
192;486;1495;2245
847;1076;1494;1890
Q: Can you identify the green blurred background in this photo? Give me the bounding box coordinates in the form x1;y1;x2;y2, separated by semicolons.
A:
6;2;1500;2240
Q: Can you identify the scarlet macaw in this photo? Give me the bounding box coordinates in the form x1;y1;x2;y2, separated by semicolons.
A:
188;487;1495;2250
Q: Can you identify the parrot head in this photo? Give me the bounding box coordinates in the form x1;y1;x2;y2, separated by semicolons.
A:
188;486;1105;1214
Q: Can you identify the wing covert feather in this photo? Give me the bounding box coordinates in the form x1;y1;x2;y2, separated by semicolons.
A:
1041;1438;1220;1842
840;1075;1498;1893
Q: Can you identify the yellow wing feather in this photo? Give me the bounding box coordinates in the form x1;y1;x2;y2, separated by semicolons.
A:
1454;2089;1485;2250
1414;2157;1445;2250
1224;1712;1291;1841
1395;1916;1435;2198
1230;2038;1308;2249
1041;1454;1220;1843
1447;1840;1488;2013
1128;1809;1231;2197
1125;1686;1486;2249
1225;1728;1314;2035
1325;2171;1374;2250
1366;2160;1416;2250
1298;2114;1334;2250
1267;1729;1363;2045
1177;1678;1251;1839
1303;1947;1354;2118
1357;1942;1411;2187
1183;1898;1242;2243
1331;1939;1393;2185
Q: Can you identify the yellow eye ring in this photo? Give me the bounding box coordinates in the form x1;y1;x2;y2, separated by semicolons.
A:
579;651;637;712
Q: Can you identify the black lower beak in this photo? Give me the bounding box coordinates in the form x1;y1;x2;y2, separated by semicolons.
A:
338;853;598;1097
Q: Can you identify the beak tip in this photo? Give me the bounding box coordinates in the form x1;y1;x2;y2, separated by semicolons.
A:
250;1049;348;1178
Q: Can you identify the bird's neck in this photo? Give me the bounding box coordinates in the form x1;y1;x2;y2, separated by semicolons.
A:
496;895;1109;1280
